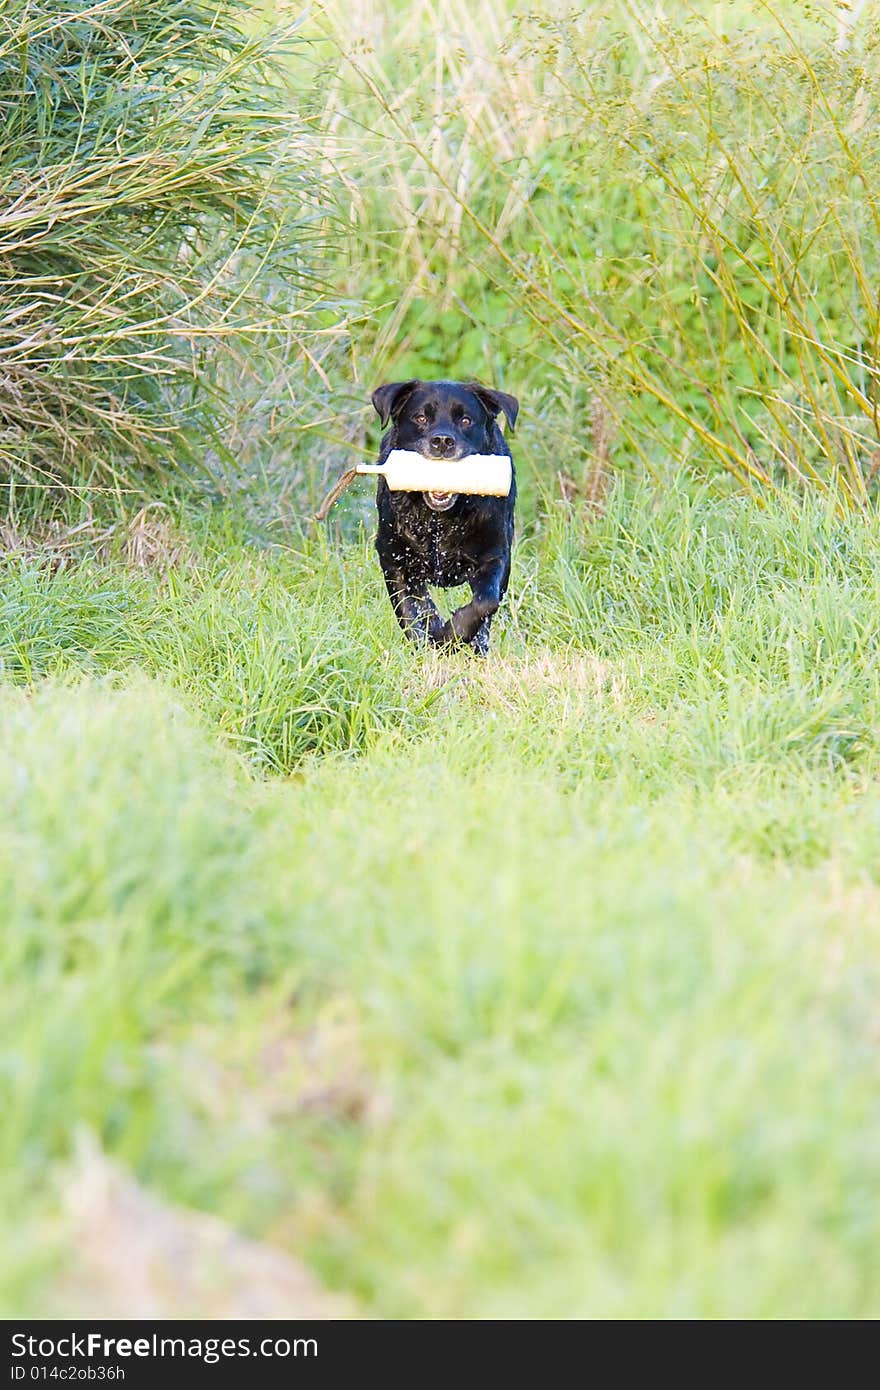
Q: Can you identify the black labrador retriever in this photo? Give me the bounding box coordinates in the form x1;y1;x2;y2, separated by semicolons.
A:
371;378;518;655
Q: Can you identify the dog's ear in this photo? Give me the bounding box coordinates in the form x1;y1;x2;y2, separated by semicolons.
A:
371;380;420;429
467;383;519;433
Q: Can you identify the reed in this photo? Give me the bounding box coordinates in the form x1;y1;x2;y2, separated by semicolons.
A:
0;0;324;494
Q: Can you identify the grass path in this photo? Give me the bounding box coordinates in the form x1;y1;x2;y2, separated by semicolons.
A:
3;485;880;1316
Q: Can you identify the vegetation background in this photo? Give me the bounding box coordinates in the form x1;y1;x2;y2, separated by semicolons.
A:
2;0;880;1317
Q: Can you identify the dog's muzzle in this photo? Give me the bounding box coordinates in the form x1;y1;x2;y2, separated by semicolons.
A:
423;490;457;512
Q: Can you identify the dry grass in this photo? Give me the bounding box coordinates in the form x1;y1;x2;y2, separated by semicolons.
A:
0;502;189;572
54;1137;356;1319
162;995;391;1132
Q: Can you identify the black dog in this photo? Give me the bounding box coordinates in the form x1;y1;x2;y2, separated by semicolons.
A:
371;379;518;655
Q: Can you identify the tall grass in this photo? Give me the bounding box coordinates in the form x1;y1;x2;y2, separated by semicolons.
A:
318;0;880;506
4;479;880;774
0;0;325;494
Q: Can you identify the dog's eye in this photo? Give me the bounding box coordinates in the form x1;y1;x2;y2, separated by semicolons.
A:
460;415;472;427
414;413;428;426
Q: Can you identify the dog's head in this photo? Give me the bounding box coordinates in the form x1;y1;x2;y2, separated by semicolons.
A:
371;378;518;511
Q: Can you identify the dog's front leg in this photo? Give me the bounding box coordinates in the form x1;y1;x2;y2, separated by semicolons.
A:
379;560;444;645
433;558;507;653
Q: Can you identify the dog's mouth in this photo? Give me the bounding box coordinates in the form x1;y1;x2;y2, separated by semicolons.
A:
423;490;457;512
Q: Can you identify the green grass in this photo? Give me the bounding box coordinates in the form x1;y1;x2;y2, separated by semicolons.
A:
6;0;880;1326
3;483;880;1317
313;0;880;505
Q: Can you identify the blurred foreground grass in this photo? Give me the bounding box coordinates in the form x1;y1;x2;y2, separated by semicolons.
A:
2;484;880;1317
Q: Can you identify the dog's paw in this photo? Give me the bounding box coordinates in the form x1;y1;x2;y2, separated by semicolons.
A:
427;611;449;645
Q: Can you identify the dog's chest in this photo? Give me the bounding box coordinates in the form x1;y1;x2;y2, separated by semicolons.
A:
398;504;472;587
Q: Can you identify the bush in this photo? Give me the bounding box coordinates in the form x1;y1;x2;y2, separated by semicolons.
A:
0;0;321;493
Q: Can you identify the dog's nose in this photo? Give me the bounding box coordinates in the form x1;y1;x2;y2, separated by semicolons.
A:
428;434;455;457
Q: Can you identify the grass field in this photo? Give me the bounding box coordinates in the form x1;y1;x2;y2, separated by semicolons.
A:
4;0;880;1322
3;484;880;1318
